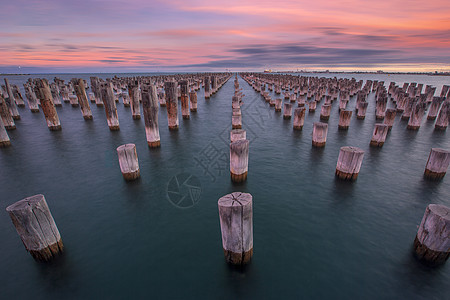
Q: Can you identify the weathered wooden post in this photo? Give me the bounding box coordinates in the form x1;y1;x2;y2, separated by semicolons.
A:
0;117;11;147
413;204;450;264
384;108;396;129
230;129;246;143
338;110;352;129
34;79;61;131
50;83;62;107
424;148;450;180
370;124;389;147
100;82;120;130
90;77;103;107
117;144;140;181
308;100;317;112
427;97;443;120
6;194;64;261
356;102;368;119
69;95;79;107
293;107;305;130
3;90;20;120
128;82;141;120
275;98;282;112
142;85;161;148
283;103;292;119
4;78;17;109
230;139;249;182
180;80;190;119
435;101;449;130
218;192;253;265
0;95;16;129
407;102;426;130
204;76;211;99
320;104;331;120
164;81;179;130
189;91;197;112
121;92;130;107
12;85;25;107
72;79;93;120
23;83;39;112
335;146;364;180
232;115;242;129
312;122;328;147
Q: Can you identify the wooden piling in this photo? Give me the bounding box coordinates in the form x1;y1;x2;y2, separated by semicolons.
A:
204;76;211;99
6;194;63;261
90;77;104;107
3;88;20;120
0;117;11;147
320;104;331;120
69;95;79;107
142;85;161;148
129;82;141;120
23;83;39;112
407;102;426;130
312;122;328;147
4;78;17;109
424;148;450;180
218;192;253;265
283;103;292;119
117;144;140;181
413;204;450;264
72;79;93;120
100;82;120;130
180;80;190;119
34;79;61;131
435;101;449;130
356;102;368;119
232;115;242;129
164;81;179;130
308;100;317;112
370;124;389;147
338;110;352;129
189;91;197;112
384;108;396;129
275;99;282;112
427;97;443;120
230;129;246;143
293;107;305;130
230;139;249;182
335;146;364;181
0;94;16;129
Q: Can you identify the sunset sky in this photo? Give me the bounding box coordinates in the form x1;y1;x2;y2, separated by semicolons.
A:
1;0;449;73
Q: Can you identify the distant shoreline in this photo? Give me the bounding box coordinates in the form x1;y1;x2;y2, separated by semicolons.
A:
1;71;449;76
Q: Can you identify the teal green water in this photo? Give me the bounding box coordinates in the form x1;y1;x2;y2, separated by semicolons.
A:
0;73;449;299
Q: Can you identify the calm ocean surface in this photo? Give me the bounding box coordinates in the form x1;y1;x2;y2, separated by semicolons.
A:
0;72;449;299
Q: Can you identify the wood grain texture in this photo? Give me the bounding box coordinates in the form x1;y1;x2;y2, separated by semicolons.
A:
117;144;140;181
335;146;365;181
414;204;450;264
218;192;253;265
6;194;63;261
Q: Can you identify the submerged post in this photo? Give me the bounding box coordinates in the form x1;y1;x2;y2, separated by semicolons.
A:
117;144;140;181
424;148;450;180
384;108;396;129
218;192;253;265
413;204;450;264
6;194;64;261
142;85;161;148
0;95;16;129
230;139;249;183
335;146;364;181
